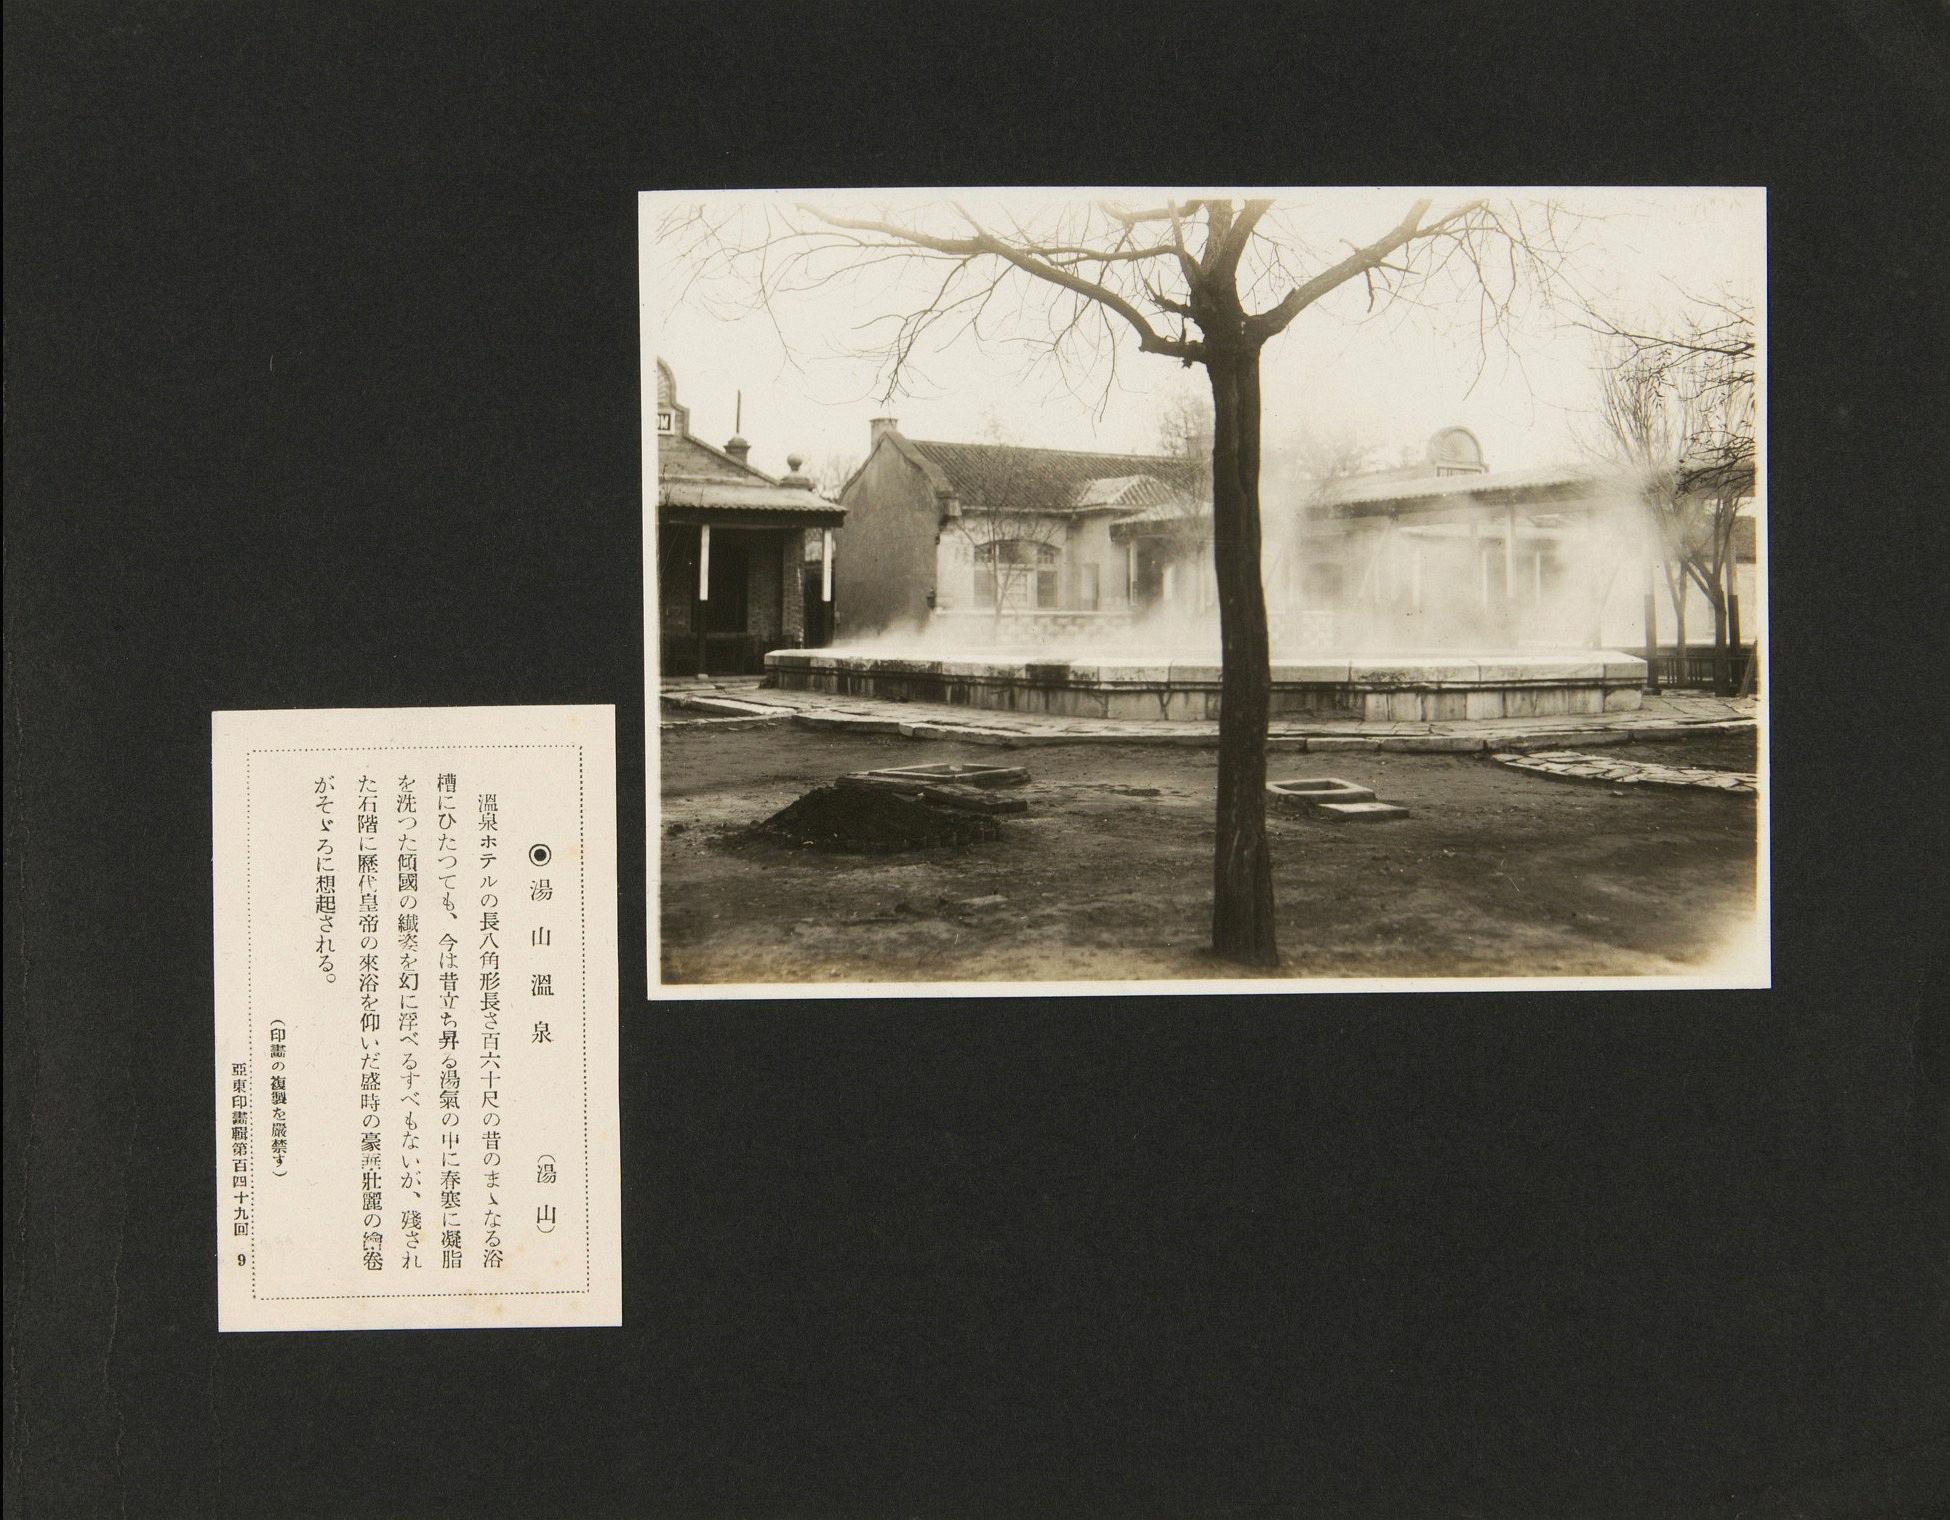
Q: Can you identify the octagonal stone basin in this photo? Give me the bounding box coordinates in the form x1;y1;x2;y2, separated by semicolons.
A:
765;647;1647;723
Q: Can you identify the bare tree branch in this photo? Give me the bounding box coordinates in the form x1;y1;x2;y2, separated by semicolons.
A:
798;205;1206;363
1247;198;1498;342
1207;197;1274;285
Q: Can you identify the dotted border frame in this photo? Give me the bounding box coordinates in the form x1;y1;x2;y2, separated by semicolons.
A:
241;744;594;1302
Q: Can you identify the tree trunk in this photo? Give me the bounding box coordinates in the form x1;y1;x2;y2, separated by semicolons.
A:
1205;345;1278;966
1668;566;1688;684
1728;587;1744;690
1708;583;1731;696
1642;558;1660;694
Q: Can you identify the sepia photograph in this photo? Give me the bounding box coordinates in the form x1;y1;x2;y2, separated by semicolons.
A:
642;187;1765;993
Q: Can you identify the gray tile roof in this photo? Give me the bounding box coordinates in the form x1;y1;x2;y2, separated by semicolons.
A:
658;432;845;519
1317;463;1598;508
905;438;1205;514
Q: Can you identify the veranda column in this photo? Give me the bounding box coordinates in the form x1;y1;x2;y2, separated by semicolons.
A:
696;523;711;678
1503;503;1518;640
1384;514;1399;615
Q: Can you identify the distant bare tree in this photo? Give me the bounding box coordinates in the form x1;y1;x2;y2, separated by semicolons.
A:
1155;385;1214;471
1270;422;1377;502
659;195;1568;966
1140;386;1215;565
814;452;861;498
942;418;1069;635
1586;293;1756;692
1581;292;1755;402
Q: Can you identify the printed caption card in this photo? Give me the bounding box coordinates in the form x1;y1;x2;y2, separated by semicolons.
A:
212;705;620;1330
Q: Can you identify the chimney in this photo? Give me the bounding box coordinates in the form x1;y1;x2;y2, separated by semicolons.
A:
724;434;751;465
870;417;900;447
780;453;814;489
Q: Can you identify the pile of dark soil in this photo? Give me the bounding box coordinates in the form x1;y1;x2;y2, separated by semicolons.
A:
753;784;1001;853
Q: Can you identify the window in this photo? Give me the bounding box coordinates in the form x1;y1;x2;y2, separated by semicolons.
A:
974;539;1059;609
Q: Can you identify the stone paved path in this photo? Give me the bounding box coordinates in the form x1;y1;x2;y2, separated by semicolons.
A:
1489;749;1758;795
660;678;1758;753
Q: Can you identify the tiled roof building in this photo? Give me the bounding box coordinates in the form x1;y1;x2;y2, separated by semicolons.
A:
826;411;1758;666
1290;428;1758;657
890;436;1203;515
654;359;845;675
833;418;1214;637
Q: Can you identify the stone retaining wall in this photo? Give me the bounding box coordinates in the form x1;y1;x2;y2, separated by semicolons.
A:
767;649;1646;723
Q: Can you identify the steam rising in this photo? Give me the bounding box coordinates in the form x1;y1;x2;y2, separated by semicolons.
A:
827;462;1655;664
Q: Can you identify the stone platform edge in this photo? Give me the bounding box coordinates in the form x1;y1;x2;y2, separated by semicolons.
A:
843;719;1754;754
764;648;1649;725
665;688;1753;755
765;649;1648;686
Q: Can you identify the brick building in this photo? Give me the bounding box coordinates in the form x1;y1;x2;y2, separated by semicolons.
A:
832;418;1205;642
654;359;845;676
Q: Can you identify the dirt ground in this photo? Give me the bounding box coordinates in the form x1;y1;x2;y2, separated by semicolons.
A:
1598;730;1757;772
659;724;1760;984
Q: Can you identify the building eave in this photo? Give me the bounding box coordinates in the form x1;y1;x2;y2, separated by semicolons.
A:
658;480;847;527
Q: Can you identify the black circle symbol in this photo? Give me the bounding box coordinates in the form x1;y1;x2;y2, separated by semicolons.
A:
528;843;551;867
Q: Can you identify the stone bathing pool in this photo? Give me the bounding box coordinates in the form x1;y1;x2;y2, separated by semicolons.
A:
766;647;1649;724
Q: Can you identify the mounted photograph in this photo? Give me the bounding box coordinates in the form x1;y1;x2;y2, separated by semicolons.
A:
639;187;1765;994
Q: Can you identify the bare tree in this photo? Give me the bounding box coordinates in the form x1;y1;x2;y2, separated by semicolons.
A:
813;451;862;498
658;195;1565;966
941;421;1069;636
1155;385;1214;474
956;514;1069;632
1585;294;1756;692
1268;422;1377;503
1675;329;1757;694
1580;292;1755;402
1137;386;1216;569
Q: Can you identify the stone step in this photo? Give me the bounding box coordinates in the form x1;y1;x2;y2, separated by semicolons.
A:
1312;801;1413;823
1268;778;1377;808
666;694;782;718
866;763;1030;788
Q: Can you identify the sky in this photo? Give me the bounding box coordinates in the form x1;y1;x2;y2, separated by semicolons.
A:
640;187;1762;484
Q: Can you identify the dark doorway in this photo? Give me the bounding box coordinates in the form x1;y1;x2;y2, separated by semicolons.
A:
803;568;832;647
701;534;759;675
705;536;749;633
658;523;701;677
660;524;799;676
